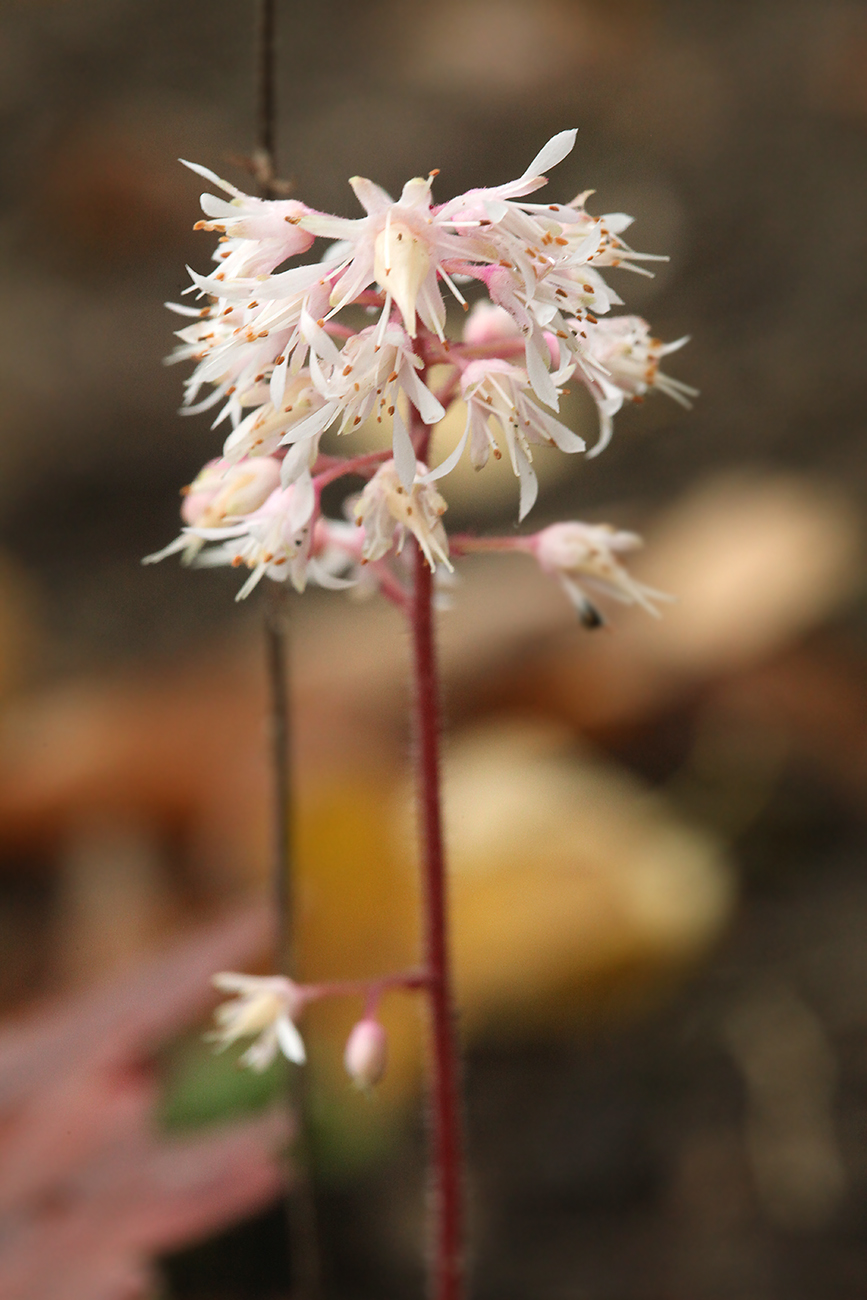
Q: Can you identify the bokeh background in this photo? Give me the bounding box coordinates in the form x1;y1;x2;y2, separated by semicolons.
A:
0;1;866;1298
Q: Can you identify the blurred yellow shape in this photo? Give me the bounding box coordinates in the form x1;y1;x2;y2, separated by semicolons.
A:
293;719;734;1119
444;720;734;1034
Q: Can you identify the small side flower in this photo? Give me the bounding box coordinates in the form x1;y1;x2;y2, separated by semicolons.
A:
531;521;672;627
208;972;307;1072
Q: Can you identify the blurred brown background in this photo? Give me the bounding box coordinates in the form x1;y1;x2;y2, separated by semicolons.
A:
0;2;866;1298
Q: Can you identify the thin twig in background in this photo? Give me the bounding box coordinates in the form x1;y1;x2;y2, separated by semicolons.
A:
256;4;322;1296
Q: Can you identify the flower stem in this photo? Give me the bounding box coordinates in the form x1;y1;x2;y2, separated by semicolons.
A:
411;539;465;1300
264;586;292;972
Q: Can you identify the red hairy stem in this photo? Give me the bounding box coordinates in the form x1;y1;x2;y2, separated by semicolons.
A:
408;382;465;1300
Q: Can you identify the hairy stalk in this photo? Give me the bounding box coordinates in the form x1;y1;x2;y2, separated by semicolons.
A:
409;393;466;1300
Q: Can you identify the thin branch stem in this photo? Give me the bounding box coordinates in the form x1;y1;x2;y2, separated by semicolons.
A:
313;448;393;492
300;969;430;1005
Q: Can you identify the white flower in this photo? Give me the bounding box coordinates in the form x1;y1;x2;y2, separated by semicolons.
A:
532;521;671;626
183;161;316;277
291;318;444;488
430;358;584;521
298;176;482;342
169;267;332;423
353;460;452;572
221;372;327;464
556;195;666;277
208;972;307;1071
580;315;698;457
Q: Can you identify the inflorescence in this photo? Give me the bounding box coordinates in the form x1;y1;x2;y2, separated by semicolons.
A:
146;129;694;632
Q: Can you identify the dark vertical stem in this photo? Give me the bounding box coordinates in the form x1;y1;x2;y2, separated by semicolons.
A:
264;587;291;971
256;0;277;195
255;7;321;1299
266;584;322;1300
411;547;465;1300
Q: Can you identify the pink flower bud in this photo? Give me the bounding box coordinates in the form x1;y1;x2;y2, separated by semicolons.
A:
462;301;520;347
344;1018;388;1089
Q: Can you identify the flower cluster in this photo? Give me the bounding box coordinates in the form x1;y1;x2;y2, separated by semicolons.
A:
148;130;693;619
210;971;390;1089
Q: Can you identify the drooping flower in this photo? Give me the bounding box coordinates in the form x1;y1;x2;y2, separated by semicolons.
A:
290;318;444;488
208;972;307;1071
429;358;584;521
530;521;671;626
353;460;452;572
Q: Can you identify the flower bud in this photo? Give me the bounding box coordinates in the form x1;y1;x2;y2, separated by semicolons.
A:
181;457;281;528
344;1017;388;1089
462;301;520;347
